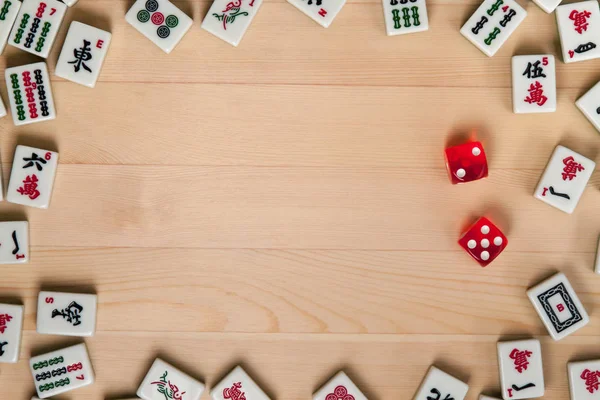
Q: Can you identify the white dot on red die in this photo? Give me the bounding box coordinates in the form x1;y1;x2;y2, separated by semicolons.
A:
481;225;490;234
494;236;503;246
468;239;476;249
481;251;490;261
472;147;481;156
481;239;489;248
456;169;466;178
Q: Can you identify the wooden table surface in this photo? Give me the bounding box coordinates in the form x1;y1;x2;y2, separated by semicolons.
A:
2;0;600;398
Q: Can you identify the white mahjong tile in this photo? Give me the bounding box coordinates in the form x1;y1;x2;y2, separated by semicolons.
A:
0;0;22;54
413;366;469;400
576;81;600;133
125;0;192;54
532;0;562;13
137;358;205;400
30;343;94;399
7;145;58;209
512;55;556;114
0;222;28;264
596;236;600;274
479;396;502;400
556;1;600;63
0;91;6;120
211;366;270;400
55;21;111;88
382;0;428;36
497;339;544;399
527;272;589;340
59;0;77;5
460;0;527;57
36;291;97;337
0;304;23;363
4;63;56;126
202;0;262;46
569;360;600;399
9;0;67;58
314;371;367;400
287;0;346;28
534;145;595;214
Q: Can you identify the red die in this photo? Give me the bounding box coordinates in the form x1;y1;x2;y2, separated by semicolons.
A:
458;217;507;267
444;141;488;184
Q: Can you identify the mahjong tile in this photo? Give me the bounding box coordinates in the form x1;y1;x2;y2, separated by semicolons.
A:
532;0;562;13
125;0;193;54
596;236;600;274
527;272;589;340
36;291;97;336
287;0;346;28
569;359;600;399
137;358;205;400
313;371;368;400
55;21;111;88
4;62;56;126
0;304;23;363
59;0;77;5
0;0;22;54
0;222;28;264
201;0;263;47
576;80;600;133
556;1;600;63
382;0;429;36
497;339;544;399
9;0;67;58
30;343;94;399
534;145;595;214
512;55;556;113
413;366;469;400
7;145;58;209
460;0;527;57
0;91;6;120
211;366;271;400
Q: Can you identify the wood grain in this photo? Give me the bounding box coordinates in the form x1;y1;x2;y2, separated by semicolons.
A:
1;0;599;398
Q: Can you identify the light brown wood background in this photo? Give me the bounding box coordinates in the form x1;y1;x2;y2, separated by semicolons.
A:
1;0;600;398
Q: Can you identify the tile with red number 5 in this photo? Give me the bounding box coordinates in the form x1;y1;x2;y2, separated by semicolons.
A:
287;0;346;28
512;55;556;114
497;339;544;399
55;22;112;88
37;291;97;337
30;343;94;399
7;145;58;209
4;62;56;126
9;0;67;58
534;145;595;214
313;371;368;400
458;217;507;267
211;366;270;400
444;141;488;184
556;1;600;63
202;0;263;47
568;359;600;400
0;304;24;363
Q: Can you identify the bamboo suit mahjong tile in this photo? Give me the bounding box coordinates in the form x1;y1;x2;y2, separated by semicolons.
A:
202;0;263;47
137;358;205;400
7;145;58;209
125;0;193;54
382;0;429;36
557;1;600;63
0;222;29;264
37;291;97;336
5;62;56;126
55;21;112;88
497;339;545;399
460;0;527;57
30;343;94;398
287;0;346;28
211;366;271;400
0;304;24;363
9;0;67;58
512;55;556;114
0;0;22;54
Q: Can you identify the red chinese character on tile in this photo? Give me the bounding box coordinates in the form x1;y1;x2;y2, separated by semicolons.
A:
0;314;12;334
17;174;40;200
524;81;547;106
581;369;600;393
509;348;532;373
562;156;585;181
223;382;246;400
570;9;592;34
326;386;355;400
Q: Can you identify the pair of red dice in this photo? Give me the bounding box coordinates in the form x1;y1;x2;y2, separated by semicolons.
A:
445;141;507;267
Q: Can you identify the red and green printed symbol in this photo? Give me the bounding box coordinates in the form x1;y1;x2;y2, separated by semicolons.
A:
137;0;174;38
151;371;187;400
212;0;249;30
